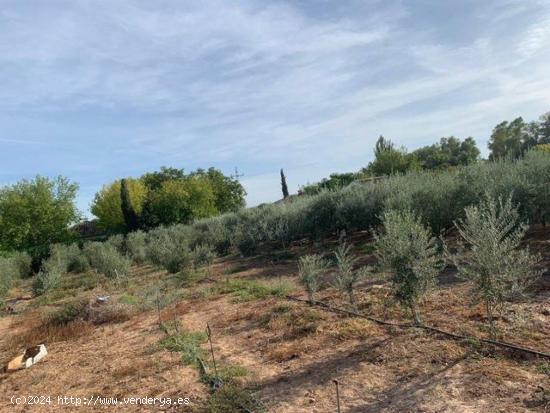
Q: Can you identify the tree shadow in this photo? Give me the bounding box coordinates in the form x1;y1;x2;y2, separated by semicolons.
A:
258;337;393;398
344;353;470;413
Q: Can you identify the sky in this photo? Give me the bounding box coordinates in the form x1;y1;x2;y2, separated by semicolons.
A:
1;0;550;216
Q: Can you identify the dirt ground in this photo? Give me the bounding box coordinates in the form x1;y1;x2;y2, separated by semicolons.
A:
1;230;549;412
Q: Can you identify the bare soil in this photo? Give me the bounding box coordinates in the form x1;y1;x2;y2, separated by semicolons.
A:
1;229;549;412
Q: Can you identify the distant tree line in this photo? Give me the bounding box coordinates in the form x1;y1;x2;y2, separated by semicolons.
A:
0;111;548;264
301;111;549;195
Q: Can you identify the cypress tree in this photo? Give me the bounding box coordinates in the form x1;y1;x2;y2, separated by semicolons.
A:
280;169;289;199
120;179;139;232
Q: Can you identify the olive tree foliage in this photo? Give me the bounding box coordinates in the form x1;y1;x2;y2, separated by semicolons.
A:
145;226;192;274
0;176;79;265
126;230;148;264
375;209;442;325
450;193;541;339
83;242;131;279
46;243;89;274
298;254;328;304
333;243;369;309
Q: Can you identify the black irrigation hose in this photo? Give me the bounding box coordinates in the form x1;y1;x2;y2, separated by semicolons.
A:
286;296;550;359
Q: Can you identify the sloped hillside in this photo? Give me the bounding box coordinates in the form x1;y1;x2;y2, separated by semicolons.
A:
1;229;549;413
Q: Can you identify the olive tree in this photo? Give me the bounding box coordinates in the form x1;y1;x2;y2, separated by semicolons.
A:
375;209;442;325
451;194;541;339
334;243;369;309
298;254;328;304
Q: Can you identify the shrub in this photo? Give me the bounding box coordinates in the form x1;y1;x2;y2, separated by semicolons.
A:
0;258;15;303
230;206;277;256
105;234;126;254
451;193;542;338
146;226;192;273
32;267;62;296
48;300;88;326
190;215;235;256
0;252;33;303
202;385;265;413
333;243;369;308
67;253;91;273
298;254;328;304
86;302;132;325
46;243;89;274
191;243;216;268
11;251;33;278
159;330;208;365
83;242;130;278
126;230;148;264
375;209;442;325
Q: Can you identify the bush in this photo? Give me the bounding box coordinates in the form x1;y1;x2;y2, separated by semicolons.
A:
67;253;91;273
191;243;216;268
375;209;442;325
105;234;126;254
83;242;131;278
86;302;132;325
126;230;148;264
159;330;208;365
298;254;328;304
190;215;235;256
333;243;369;308
32;267;62;296
451;193;542;338
146;226;192;273
202;385;265;413
48;300;88;326
46;243;89;274
11;251;33;278
0;258;15;303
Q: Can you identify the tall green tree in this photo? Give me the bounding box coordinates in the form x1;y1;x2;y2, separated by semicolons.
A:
120;178;139;232
300;172;358;195
365;145;418;176
280;169;289;199
144;177;217;226
374;135;394;156
488;117;530;160
91;178;147;232
412;136;480;169
140;166;186;190
189;167;246;212
0;176;79;264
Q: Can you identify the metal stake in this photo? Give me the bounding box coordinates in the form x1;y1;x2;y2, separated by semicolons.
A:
333;379;341;413
206;323;218;377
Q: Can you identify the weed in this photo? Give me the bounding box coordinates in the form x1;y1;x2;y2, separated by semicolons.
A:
201;385;265;413
536;362;550;377
119;293;139;306
160;330;208;365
